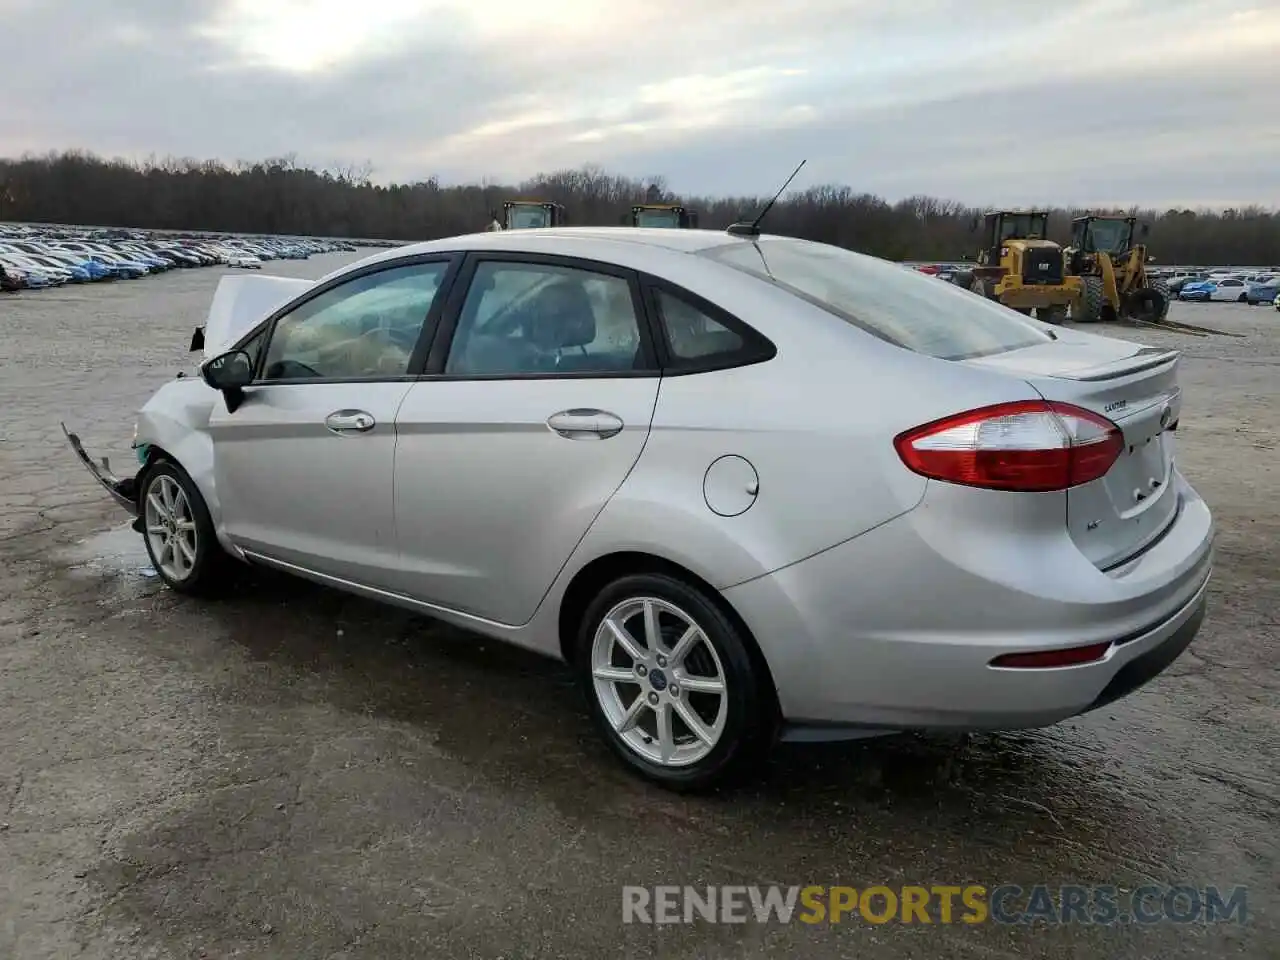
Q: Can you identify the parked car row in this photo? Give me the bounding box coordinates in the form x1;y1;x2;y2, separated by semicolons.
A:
0;225;357;292
1174;272;1279;304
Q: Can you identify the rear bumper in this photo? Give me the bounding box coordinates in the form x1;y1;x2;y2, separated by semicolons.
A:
61;422;139;516
724;473;1213;733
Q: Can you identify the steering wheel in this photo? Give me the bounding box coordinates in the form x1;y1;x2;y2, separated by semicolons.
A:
384;326;420;351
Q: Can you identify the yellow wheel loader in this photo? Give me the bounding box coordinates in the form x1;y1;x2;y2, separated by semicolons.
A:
626;204;699;228
490;200;567;231
1066;215;1169;324
952;211;1080;323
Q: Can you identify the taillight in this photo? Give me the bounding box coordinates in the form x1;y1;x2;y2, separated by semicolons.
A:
894;400;1123;492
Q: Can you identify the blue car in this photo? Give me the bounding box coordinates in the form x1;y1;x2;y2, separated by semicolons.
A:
27;254;91;282
1245;281;1280;305
86;254;148;279
45;250;114;280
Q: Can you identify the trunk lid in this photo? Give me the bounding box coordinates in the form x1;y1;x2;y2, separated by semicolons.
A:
965;334;1182;569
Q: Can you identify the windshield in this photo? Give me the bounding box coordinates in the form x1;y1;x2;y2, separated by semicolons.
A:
700;237;1052;361
998;214;1048;240
506;206;551;229
635;208;680;228
1083;219;1132;255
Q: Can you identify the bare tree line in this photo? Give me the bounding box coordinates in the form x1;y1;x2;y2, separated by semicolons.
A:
1;150;1278;265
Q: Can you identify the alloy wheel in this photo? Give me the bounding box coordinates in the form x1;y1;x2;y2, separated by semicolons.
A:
590;597;728;767
144;474;198;581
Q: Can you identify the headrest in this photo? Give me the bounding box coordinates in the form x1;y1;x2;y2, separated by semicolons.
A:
528;279;597;350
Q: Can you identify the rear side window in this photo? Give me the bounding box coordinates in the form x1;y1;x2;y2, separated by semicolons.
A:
701;237;1052;361
647;283;775;372
654;289;744;362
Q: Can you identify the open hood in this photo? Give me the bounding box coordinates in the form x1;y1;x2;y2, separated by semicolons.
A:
193;274;314;358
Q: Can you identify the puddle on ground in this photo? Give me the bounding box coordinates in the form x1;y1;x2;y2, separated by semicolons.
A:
61;524;157;581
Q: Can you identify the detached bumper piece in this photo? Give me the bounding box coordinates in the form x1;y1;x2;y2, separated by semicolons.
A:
61;422;140;518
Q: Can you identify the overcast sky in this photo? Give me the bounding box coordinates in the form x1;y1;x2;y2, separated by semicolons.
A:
1;0;1277;208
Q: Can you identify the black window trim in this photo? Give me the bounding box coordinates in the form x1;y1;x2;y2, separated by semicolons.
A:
420;250;662;381
640;274;777;375
224;252;464;385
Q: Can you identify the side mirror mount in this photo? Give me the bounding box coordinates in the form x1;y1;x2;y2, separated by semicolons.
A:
201;349;254;413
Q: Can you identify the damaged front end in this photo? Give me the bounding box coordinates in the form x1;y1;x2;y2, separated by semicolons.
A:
60;422;144;530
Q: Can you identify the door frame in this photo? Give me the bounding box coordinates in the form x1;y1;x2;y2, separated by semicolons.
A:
421;251;664;380
215;252;466;387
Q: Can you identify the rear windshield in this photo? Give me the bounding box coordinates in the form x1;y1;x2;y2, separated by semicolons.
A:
700;237;1051;360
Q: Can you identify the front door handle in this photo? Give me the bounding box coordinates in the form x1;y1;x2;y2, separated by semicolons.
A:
325;409;376;435
546;408;624;440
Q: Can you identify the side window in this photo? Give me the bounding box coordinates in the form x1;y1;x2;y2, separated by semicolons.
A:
261;261;449;381
445;261;644;376
239;327;268;370
652;288;752;367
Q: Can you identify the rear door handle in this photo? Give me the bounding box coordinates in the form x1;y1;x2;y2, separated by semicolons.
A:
546;408;624;440
325;409;376;435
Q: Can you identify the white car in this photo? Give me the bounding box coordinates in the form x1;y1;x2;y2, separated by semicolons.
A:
1180;277;1250;302
65;227;1212;790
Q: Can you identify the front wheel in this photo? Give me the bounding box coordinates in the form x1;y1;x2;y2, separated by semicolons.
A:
577;573;775;791
139;459;231;596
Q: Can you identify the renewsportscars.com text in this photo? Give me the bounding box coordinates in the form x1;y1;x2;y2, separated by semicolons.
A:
622;884;1248;926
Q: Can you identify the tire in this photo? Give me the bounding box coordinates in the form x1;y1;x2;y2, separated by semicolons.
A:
138;459;231;597
1149;278;1172;321
1036;304;1068;324
576;572;775;791
1238;293;1248;302
1126;286;1167;324
1072;276;1105;322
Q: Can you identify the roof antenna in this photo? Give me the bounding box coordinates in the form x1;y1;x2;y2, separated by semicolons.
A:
726;159;807;238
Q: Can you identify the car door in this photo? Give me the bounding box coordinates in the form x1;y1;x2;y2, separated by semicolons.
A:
390;253;661;624
1219;279;1245;301
207;256;458;587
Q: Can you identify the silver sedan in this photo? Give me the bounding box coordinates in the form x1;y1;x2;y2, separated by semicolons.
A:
68;227;1213;790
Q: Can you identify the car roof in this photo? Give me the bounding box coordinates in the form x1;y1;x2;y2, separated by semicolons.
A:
322;227;762;284
400;227;745;256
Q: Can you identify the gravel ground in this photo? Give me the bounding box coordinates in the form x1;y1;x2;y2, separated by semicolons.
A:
0;256;1275;959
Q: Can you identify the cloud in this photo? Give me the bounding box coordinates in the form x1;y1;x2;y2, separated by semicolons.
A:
0;0;1276;206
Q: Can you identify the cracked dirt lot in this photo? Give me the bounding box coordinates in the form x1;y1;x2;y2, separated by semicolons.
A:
0;254;1276;959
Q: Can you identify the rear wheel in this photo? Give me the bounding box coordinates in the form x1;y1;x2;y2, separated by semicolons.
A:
1036;304;1068;324
577;573;774;791
1072;276;1105;322
1238;292;1248;302
139;459;231;596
